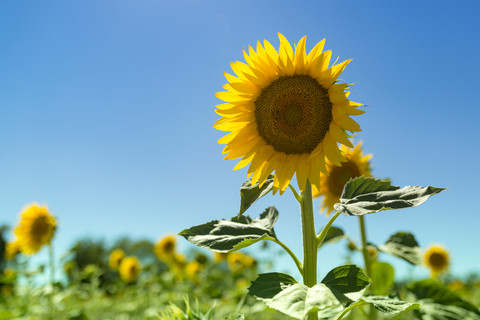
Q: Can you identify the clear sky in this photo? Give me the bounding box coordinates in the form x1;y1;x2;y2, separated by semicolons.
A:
1;0;479;280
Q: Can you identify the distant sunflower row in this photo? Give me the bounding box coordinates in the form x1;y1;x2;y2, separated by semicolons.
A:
106;234;258;283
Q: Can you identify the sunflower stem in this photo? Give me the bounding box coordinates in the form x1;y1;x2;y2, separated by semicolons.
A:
300;180;318;320
48;243;55;288
288;184;303;203
48;243;55;318
271;238;303;276
316;211;342;248
358;215;376;320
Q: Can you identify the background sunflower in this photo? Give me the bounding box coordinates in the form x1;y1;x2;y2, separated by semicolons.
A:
313;142;372;215
14;204;57;255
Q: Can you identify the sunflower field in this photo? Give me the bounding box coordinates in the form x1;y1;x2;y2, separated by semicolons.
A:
1;23;480;320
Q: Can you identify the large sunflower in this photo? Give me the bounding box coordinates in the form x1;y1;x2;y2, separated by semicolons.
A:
214;33;364;194
14;203;57;255
313;142;372;215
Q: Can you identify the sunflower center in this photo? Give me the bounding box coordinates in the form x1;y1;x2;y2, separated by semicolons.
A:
31;216;49;240
163;240;174;254
254;75;333;154
429;252;448;269
327;159;362;197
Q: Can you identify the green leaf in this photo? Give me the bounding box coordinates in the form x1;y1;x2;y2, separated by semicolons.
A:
249;274;342;319
408;279;480;315
379;232;423;265
320;264;371;301
360;296;420;315
248;272;298;298
416;303;480;320
320;226;345;247
239;175;274;215
334;177;446;216
370;262;395;295
179;207;278;252
248;265;372;319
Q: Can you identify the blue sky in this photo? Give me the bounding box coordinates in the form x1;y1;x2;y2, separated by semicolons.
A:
1;0;479;280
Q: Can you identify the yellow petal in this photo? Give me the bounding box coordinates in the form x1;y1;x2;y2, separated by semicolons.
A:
294;36;307;74
295;153;309;192
323;133;344;166
215;91;249;103
306;38;325;64
329;122;353;147
233;151;256;170
334;114;361;132
224;136;262;160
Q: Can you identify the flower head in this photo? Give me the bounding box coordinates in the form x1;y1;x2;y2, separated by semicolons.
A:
424;244;450;277
154;234;177;262
185;260;203;279
214;33;364;194
119;256;141;283
227;252;256;272
14;203;57;255
313;142;372;215
4;239;21;260
109;249;126;270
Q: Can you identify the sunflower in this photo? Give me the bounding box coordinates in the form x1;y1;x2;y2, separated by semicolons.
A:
424;244;450;277
14;203;57;255
108;249;126;270
185;261;203;278
313;142;372;214
154;234;177;262
4;239;21;260
214;33;364;194
227;252;256;273
119;256;141;283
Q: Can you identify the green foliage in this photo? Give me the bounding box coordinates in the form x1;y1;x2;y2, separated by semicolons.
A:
370;262;395;295
320;226;345;247
179;207;278;252
380;232;423;265
239;176;274;215
359;295;420;315
408;279;480;319
334;177;446;216
248;265;371;319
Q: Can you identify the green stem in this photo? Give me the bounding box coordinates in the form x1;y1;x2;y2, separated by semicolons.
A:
334;300;365;320
358;215;376;320
48;243;55;319
288;184;303;203
316;211;342;248
300;180;318;320
49;243;55;288
358;216;372;279
271;238;303;276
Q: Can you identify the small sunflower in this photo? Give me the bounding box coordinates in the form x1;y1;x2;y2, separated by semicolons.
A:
313;142;372;215
424;244;450;277
14;203;57;255
185;261;203;278
154;234;176;262
214;251;229;263
227;252;256;272
4;239;21;260
119;256;141;283
214;33;364;194
108;249;126;270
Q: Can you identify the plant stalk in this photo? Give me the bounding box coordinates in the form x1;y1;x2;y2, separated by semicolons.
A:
300;180;318;320
358;215;376;320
